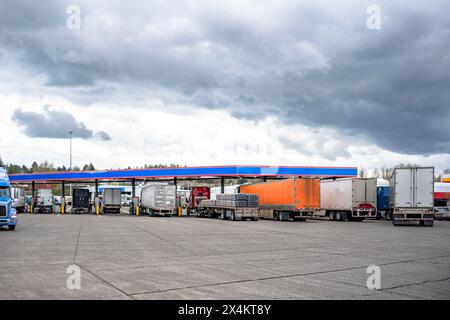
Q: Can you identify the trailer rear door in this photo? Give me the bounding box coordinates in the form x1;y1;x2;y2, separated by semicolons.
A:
353;179;366;205
395;169;413;207
415;168;434;208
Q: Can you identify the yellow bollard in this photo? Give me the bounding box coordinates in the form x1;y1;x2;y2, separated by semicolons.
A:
96;205;100;215
61;204;65;215
29;204;32;214
178;207;182;217
136;206;140;216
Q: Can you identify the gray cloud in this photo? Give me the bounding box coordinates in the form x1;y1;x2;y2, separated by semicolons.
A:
1;0;449;155
11;106;111;141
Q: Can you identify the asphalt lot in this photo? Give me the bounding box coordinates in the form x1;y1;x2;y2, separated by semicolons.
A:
0;213;449;300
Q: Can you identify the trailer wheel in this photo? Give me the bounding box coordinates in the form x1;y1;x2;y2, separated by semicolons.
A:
329;211;336;221
8;225;16;231
231;211;236;221
221;210;226;220
336;212;342;221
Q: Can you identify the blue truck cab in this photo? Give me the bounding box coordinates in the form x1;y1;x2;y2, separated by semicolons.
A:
376;186;390;219
0;168;17;230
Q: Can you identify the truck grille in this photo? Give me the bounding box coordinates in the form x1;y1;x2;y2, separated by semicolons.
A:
0;205;6;217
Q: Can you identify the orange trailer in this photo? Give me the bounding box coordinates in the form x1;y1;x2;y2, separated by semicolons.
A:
239;178;320;221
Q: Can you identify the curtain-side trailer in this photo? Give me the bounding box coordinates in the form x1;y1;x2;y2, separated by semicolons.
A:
318;178;377;221
388;167;434;226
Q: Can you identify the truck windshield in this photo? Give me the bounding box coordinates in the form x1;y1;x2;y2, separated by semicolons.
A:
0;187;11;198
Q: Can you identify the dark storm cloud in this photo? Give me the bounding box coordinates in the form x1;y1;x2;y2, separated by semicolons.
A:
11;106;111;141
1;0;449;155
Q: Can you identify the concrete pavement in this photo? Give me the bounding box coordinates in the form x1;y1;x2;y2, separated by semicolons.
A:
0;214;449;299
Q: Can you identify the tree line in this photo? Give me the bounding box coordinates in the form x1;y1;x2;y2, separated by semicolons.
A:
0;156;95;174
0;156;184;174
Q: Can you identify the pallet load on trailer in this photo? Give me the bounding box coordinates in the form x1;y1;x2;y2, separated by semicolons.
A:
239;178;319;221
35;188;54;213
102;188;121;214
72;189;91;214
318;178;377;221
388;167;434;227
198;193;259;221
140;183;176;216
188;186;210;216
0;168;18;230
11;187;26;213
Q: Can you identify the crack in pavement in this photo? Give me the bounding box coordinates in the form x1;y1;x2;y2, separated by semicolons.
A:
77;263;135;300
73;215;84;264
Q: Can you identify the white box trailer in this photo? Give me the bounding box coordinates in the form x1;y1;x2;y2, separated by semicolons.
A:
389;167;434;226
318;178;377;221
102;188;121;213
140;183;176;216
35;189;54;213
11;187;26;213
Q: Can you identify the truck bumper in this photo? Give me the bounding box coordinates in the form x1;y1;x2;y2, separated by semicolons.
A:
0;215;18;226
393;211;434;222
354;209;376;218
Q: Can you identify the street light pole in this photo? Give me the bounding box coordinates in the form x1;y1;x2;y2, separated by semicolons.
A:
69;131;73;203
69;131;73;171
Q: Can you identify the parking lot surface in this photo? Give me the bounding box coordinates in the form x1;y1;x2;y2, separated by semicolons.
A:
0;214;449;300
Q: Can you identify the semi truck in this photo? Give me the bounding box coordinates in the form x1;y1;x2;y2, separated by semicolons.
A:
102;188;121;213
72;188;91;214
11;187;26;213
0;168;17;230
376;179;390;220
188;186;210;215
239;178;320;221
140;183;176;216
35;188;54;213
318;178;377;221
388;167;434;227
197;193;259;221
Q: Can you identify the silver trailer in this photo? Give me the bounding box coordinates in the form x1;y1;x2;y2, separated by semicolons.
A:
102;188;121;214
197;193;259;221
318;178;377;221
140;183;176;216
11;187;26;213
388;167;434;226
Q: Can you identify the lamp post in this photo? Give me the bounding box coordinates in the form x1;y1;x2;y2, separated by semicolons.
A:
69;131;73;201
69;130;73;171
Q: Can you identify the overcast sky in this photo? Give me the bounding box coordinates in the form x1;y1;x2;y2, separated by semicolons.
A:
0;0;449;173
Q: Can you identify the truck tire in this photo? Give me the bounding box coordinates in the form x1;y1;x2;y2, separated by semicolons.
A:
8;225;16;231
329;211;336;221
336;212;342;221
231;211;236;221
221;210;226;220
